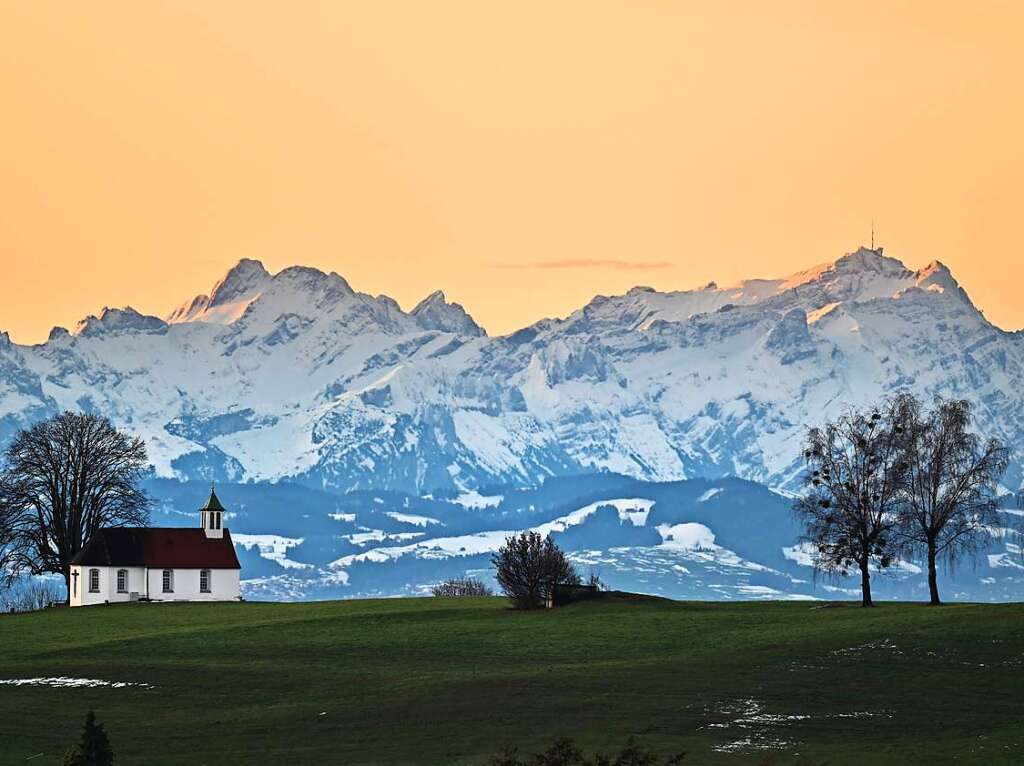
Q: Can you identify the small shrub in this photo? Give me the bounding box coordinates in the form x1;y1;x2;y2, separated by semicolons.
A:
488;745;524;766
489;737;685;766
430;577;493;597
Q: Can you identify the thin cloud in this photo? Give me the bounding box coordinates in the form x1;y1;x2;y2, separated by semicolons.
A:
492;258;673;271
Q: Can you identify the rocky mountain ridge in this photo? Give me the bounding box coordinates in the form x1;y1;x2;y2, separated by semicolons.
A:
0;246;1021;497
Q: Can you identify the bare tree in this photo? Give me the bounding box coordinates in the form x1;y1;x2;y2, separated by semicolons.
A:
430;577;493;597
491;531;579;609
896;397;1008;605
0;577;64;613
794;396;911;606
0;412;150;601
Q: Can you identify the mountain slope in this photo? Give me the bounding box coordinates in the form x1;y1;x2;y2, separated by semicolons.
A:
144;476;1024;602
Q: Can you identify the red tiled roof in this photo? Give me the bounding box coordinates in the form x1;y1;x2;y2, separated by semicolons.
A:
144;529;241;569
71;528;241;569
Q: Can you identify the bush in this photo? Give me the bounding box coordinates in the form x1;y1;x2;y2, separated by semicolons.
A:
491;531;579;609
430;577;493;597
488;736;685;765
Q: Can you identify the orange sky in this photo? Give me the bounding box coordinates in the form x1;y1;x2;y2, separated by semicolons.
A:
1;1;1022;343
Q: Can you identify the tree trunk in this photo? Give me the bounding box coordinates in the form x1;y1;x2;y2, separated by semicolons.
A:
859;557;873;607
927;540;941;606
63;566;71;607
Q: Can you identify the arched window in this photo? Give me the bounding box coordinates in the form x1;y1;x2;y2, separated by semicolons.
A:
200;569;211;593
162;569;174;593
116;569;128;593
208;513;215;530
89;568;100;593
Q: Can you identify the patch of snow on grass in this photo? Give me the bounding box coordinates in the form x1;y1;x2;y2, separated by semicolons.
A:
707;697;890;754
0;677;152;689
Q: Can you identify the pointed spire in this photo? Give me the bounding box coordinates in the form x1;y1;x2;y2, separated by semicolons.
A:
201;484;225;512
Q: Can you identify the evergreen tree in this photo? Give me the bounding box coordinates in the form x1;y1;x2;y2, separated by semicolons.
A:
66;710;114;766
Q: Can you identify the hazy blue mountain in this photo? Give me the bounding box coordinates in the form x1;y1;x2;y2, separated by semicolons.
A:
145;477;1024;602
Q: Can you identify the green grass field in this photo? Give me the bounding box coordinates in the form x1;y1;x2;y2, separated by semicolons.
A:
0;597;1021;765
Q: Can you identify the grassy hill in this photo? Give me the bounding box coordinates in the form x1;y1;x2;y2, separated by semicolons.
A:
0;597;1022;765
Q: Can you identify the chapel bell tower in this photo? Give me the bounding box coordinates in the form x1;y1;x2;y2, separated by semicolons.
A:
200;485;225;538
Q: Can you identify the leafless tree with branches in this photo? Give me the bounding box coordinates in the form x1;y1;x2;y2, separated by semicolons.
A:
430;577;493;597
0;411;150;602
895;397;1008;605
0;577;64;613
794;395;912;606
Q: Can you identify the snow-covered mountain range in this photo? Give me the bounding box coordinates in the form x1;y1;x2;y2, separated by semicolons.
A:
2;246;1021;496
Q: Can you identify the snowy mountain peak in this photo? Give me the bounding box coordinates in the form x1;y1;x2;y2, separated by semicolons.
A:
413;290;447;310
274;265;353;294
168;258;272;325
74;307;167;337
914;259;962;294
759;246;978;316
909;260;975;311
209;258;271;306
410;290;486;337
833;246;911;275
776;247;910;294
